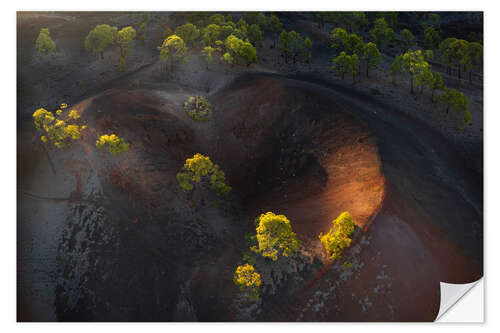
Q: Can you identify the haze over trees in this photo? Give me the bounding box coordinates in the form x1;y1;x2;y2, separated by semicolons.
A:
35;28;56;54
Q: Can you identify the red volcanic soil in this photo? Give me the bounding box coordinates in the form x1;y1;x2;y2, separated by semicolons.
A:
211;76;386;251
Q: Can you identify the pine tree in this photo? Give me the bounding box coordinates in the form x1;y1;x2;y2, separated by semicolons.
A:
370;17;394;49
251;212;301;261
35;28;56;54
157;34;188;73
84;24;118;59
175;23;200;46
116;26;136;71
362;42;381;77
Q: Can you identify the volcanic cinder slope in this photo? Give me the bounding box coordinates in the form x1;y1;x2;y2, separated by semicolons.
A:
18;68;482;321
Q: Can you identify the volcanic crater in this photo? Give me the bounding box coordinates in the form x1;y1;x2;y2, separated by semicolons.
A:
18;72;482;321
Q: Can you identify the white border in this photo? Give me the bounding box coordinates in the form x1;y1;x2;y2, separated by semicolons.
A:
4;0;499;331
